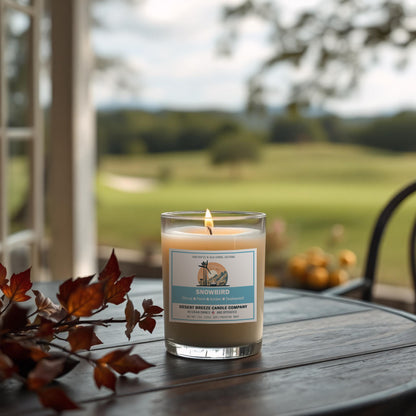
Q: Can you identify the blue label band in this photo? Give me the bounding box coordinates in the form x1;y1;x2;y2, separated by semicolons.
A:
171;285;254;305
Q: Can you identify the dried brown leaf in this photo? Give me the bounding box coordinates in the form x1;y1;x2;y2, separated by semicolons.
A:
30;348;49;362
1;341;36;378
97;346;153;375
124;296;140;340
1;303;28;332
0;250;161;413
32;289;62;318
109;352;154;375
67;326;103;351
57;275;94;310
104;275;134;305
37;386;80;411
0;263;7;286
36;318;55;338
142;298;154;312
1;268;32;302
139;316;156;334
94;363;117;391
98;249;121;282
65;282;104;317
98;347;132;365
142;299;163;315
27;358;65;390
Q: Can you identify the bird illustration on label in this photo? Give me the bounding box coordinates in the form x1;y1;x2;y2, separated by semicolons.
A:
198;260;228;286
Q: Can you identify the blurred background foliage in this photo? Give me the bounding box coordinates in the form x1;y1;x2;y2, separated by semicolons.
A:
91;0;416;288
97;108;416;156
96;107;416;288
6;0;416;289
219;0;416;112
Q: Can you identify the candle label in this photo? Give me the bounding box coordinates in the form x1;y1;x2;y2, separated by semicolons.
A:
169;249;257;324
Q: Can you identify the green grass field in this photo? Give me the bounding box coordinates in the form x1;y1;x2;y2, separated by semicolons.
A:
97;143;416;287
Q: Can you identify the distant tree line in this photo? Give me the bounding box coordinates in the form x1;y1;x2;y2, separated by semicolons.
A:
269;112;416;152
97;109;245;155
352;112;416;152
97;108;416;156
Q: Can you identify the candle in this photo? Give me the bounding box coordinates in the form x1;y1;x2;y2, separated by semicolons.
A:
161;210;266;359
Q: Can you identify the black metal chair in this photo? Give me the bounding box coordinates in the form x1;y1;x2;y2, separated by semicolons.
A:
324;180;416;313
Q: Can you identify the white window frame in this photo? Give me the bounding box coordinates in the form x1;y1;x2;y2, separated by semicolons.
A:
0;0;96;281
0;0;44;279
49;0;96;280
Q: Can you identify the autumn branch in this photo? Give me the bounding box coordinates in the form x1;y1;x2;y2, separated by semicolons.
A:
0;250;163;412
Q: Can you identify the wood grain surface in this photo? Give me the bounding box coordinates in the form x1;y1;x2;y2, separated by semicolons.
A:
2;281;416;416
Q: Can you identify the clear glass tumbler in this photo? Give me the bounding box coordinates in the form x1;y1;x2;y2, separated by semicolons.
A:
161;210;266;359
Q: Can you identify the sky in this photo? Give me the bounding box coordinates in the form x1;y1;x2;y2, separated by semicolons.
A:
91;0;416;117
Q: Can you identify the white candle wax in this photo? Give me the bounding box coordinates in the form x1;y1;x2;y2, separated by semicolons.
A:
162;225;265;348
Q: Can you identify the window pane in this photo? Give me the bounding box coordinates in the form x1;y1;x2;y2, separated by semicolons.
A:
8;141;31;234
6;9;32;127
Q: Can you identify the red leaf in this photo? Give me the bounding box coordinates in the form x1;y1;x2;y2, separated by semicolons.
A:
1;303;28;332
30;348;49;362
98;250;133;305
0;263;7;286
139;316;156;333
1;268;32;302
104;275;133;305
37;318;55;338
65;282;104;317
142;299;163;315
67;326;103;351
147;305;164;315
0;341;37;378
57;276;94;310
98;347;133;365
27;358;65;390
98;346;154;376
37;386;80;411
109;353;154;375
98;249;121;282
1;340;32;362
142;298;154;312
94;364;116;391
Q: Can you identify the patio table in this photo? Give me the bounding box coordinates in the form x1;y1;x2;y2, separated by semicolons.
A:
2;279;416;415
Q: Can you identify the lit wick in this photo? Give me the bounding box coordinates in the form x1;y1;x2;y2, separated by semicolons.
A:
205;209;214;235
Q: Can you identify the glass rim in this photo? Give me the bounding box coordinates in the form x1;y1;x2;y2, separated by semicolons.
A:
161;210;266;221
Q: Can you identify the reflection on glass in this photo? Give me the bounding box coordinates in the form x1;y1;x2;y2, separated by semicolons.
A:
6;8;32;127
8;141;31;234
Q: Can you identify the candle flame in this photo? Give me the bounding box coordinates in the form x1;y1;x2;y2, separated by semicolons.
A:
205;209;213;234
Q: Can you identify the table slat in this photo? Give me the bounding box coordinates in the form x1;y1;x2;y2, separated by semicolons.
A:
3;305;416;415
63;344;416;416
